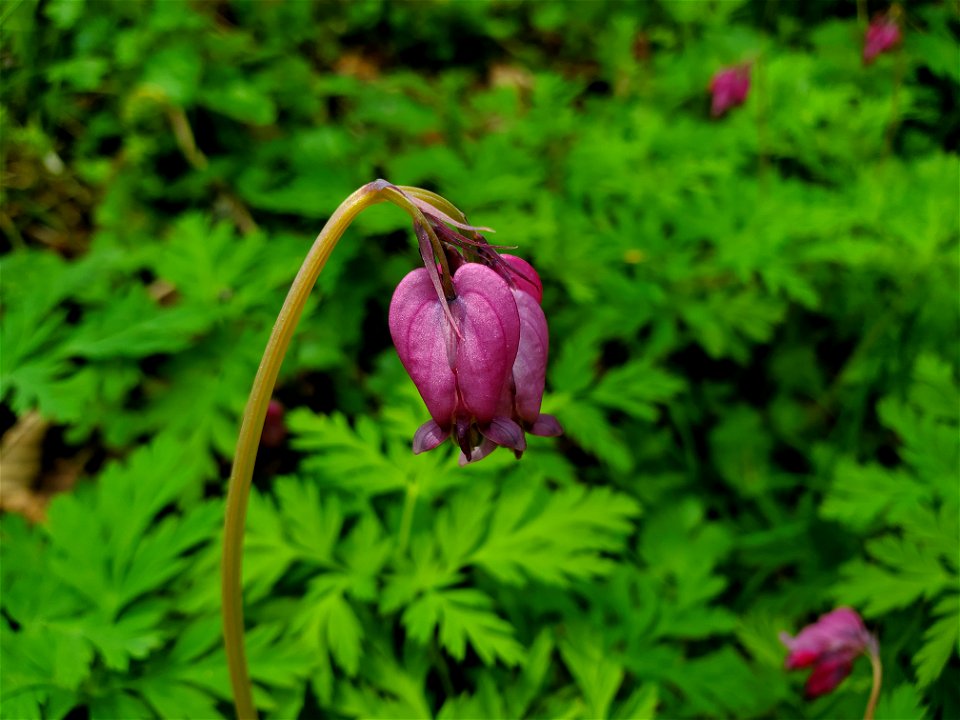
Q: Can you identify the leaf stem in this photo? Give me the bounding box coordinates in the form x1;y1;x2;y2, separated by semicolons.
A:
863;650;883;720
222;181;392;720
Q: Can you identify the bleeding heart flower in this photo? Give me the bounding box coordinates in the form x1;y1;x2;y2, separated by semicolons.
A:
501;256;561;429
389;262;525;462
864;15;902;64
462;255;563;465
780;607;878;699
709;64;751;117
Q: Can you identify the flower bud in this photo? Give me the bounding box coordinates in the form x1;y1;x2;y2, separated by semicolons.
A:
864;15;901;64
780;607;878;698
709;64;750;117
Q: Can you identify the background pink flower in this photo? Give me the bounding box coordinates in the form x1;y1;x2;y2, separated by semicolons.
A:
864;16;902;63
709;64;751;117
780;607;878;698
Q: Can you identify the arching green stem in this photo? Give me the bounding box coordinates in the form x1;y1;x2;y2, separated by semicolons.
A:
863;650;882;720
222;180;447;719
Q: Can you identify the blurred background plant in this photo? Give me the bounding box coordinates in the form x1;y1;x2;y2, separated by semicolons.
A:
1;1;957;718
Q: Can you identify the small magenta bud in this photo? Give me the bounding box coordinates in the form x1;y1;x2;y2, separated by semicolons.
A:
864;15;902;64
780;607;879;698
709;64;751;117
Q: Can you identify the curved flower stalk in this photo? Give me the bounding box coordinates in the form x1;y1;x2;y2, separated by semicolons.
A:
222;181;561;719
780;607;882;719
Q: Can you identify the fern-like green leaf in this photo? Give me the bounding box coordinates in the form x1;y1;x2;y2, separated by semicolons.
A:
875;683;929;720
913;595;960;688
466;477;640;587
559;623;625;720
404;587;525;666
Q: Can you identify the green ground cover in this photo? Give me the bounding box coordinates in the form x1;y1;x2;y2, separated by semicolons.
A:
1;1;958;718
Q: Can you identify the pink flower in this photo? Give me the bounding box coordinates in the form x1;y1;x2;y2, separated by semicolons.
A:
389;262;525;462
864;15;902;64
465;256;562;464
387;184;562;464
780;608;878;698
499;256;561;432
709;64;750;117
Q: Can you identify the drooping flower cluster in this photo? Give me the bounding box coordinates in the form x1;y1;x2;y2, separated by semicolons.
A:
864;14;902;64
780;607;879;698
388;194;561;464
709;64;751;117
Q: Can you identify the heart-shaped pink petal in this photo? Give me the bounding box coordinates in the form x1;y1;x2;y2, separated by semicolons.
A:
512;290;549;424
389;268;458;427
449;263;520;424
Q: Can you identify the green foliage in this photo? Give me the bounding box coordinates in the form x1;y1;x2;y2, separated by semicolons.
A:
829;354;959;696
0;439;230;718
2;0;958;718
